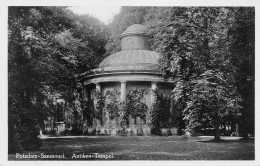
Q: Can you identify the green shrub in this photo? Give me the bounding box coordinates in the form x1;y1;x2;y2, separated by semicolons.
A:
177;127;184;135
167;129;172;136
137;127;144;136
19;122;42;151
117;127;128;136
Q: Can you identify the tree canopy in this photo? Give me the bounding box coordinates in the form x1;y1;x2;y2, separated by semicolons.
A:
8;6;109;152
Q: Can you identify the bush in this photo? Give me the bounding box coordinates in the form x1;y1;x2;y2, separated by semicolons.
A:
137;127;144;136
117;127;128;136
128;129;134;136
60;129;72;136
8;124;23;153
150;127;162;136
19;123;42;151
167;129;172;136
9;112;42;153
96;129;101;135
150;100;161;135
177;127;184;135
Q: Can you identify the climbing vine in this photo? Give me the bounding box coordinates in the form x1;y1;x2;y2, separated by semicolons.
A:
126;88;148;120
88;88;150;128
93;90;105;120
85;87;172;133
82;99;94;127
150;88;171;135
104;89;120;120
157;94;171;128
150;89;161;135
118;102;128;126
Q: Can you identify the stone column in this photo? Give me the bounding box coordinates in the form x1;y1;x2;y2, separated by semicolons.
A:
169;98;174;125
82;87;88;128
120;81;130;126
62;102;65;123
83;85;88;101
149;82;158;125
151;82;158;104
235;123;240;136
95;82;101;92
120;81;127;102
95;82;101;128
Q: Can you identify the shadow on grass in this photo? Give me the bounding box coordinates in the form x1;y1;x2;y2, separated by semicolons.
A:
197;138;254;143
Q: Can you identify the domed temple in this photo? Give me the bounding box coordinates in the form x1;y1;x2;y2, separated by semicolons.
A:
44;24;176;136
80;24;175;135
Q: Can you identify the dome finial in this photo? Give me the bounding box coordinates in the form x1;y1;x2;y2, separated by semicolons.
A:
120;24;149;38
120;24;149;50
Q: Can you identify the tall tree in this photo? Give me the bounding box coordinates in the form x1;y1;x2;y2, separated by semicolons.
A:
146;7;245;139
8;6;108;152
227;7;255;137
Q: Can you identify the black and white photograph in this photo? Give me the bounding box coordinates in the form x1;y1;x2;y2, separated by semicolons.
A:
1;0;259;165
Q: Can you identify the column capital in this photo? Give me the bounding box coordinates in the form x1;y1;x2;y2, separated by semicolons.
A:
151;82;158;90
151;81;158;103
95;82;101;91
120;80;127;83
83;85;88;101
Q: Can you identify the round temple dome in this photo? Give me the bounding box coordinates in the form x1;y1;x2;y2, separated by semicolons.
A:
120;24;149;38
99;50;159;67
98;24;159;70
83;24;174;85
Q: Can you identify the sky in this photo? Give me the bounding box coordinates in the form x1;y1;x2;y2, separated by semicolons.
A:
68;6;121;24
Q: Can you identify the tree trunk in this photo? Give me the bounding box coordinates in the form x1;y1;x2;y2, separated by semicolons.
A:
214;123;220;140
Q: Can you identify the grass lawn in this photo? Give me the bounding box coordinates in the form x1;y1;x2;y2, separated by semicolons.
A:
8;135;254;160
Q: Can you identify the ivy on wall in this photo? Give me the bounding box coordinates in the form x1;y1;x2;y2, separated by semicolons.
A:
150;89;161;135
126;88;148;120
94;90;105;120
118;102;128;126
104;89;120;120
85;87;172;131
150;88;172;135
102;88;149;125
157;94;171;128
82;99;94;127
